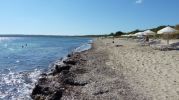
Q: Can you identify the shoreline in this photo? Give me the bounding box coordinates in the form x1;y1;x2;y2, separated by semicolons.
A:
31;43;94;99
30;40;94;99
31;39;149;100
0;36;93;100
31;37;179;100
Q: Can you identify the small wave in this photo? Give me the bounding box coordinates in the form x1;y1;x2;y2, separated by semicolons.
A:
73;40;92;53
88;39;93;43
8;48;15;51
16;60;20;63
4;44;8;48
50;40;93;72
0;37;19;43
0;37;92;100
0;37;11;42
0;68;42;100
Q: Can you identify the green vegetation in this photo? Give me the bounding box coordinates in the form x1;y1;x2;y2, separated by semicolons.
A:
79;24;179;38
175;24;179;30
107;24;179;38
150;25;167;33
114;31;125;36
127;29;142;35
109;31;125;37
80;34;108;38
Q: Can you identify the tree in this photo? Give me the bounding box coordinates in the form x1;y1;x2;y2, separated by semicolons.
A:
175;24;179;30
127;29;141;34
114;31;125;36
109;32;114;36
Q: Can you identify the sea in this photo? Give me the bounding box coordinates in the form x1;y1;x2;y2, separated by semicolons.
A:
0;36;92;100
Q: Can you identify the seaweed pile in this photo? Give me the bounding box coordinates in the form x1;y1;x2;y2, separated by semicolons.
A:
31;52;88;100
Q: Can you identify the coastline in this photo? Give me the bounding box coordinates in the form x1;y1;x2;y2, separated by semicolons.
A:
31;37;179;100
0;36;93;100
31;38;148;100
31;40;94;100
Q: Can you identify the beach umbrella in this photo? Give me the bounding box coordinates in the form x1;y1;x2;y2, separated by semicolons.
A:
128;34;136;37
157;26;178;34
143;30;155;36
157;26;178;45
142;30;156;42
121;35;128;37
128;34;132;36
134;32;144;38
135;32;144;36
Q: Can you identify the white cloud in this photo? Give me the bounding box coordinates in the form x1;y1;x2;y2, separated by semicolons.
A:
135;0;143;4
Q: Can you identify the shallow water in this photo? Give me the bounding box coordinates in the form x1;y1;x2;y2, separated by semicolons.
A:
0;36;91;100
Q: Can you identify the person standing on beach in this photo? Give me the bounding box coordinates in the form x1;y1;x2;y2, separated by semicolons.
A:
145;36;149;42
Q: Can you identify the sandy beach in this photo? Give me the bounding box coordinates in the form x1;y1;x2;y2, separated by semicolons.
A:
32;38;179;100
1;1;179;100
103;38;179;100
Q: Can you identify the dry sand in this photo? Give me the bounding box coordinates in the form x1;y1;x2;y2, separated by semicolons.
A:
60;39;149;100
32;38;179;100
102;38;179;100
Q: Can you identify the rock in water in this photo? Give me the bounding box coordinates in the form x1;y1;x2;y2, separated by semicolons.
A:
31;85;43;97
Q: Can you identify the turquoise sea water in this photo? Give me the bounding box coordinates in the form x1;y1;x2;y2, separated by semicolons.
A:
0;36;92;100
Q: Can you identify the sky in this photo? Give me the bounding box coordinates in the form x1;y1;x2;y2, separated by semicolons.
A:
0;0;179;35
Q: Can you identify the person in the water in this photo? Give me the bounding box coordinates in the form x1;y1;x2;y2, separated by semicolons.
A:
22;44;27;48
